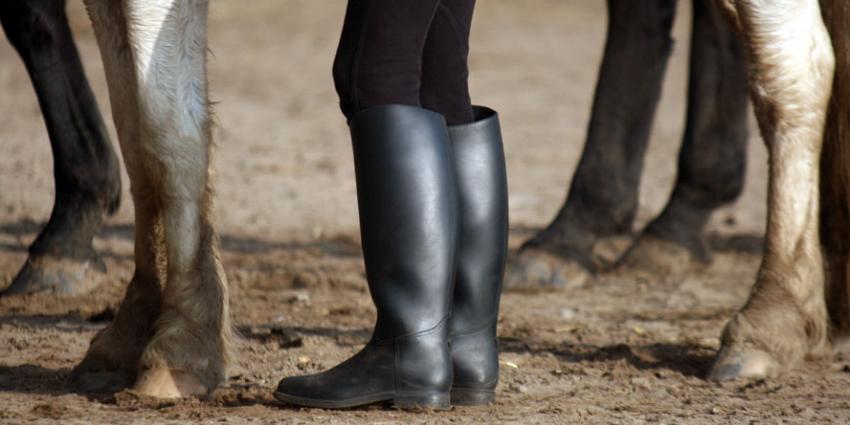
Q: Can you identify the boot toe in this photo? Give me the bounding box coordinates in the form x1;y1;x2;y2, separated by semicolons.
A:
274;374;355;408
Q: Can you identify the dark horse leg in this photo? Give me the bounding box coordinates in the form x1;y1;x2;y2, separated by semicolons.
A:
506;0;748;290
506;0;678;290
0;0;121;295
617;0;748;274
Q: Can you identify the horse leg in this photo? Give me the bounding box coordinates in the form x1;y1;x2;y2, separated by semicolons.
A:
66;0;165;394
506;0;678;290
70;190;163;392
709;0;834;380
0;0;121;295
618;0;748;275
81;0;230;397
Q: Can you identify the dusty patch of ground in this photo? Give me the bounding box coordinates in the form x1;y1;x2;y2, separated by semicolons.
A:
2;1;848;424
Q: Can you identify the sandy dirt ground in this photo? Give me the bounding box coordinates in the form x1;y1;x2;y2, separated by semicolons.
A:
2;1;849;424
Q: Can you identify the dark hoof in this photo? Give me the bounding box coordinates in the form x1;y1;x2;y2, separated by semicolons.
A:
69;369;134;394
69;353;134;394
707;345;779;381
504;248;589;292
3;254;106;296
616;234;708;276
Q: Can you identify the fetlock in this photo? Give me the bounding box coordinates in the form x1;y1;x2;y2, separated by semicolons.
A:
710;265;829;380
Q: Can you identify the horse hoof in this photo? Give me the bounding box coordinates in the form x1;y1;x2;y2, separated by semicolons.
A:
2;254;106;296
504;248;589;291
707;345;779;381
69;369;133;394
132;368;209;399
69;350;134;394
616;234;707;276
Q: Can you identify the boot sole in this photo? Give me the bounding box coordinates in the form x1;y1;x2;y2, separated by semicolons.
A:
450;387;495;406
273;390;450;411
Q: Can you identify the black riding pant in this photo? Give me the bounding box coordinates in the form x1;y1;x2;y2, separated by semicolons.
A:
333;0;476;125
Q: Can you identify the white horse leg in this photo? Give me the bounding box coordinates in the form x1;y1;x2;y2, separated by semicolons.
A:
710;0;835;380
81;0;230;398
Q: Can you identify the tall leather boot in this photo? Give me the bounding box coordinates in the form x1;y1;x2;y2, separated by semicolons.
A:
275;105;458;410
447;106;508;405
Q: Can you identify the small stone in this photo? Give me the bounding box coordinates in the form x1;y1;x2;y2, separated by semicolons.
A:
285;291;310;304
500;360;519;369
551;368;565;376
509;383;528;394
630;377;651;391
297;356;311;364
699;337;720;348
552;324;579;333
559;308;577;320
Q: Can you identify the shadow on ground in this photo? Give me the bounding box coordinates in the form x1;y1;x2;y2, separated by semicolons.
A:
501;337;714;378
0;220;362;258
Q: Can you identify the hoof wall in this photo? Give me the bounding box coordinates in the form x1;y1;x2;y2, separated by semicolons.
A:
617;235;706;276
3;255;105;296
504;249;589;292
132;368;209;399
708;347;778;381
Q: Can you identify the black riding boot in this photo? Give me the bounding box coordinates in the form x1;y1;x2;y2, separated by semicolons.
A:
447;107;509;405
275;105;458;410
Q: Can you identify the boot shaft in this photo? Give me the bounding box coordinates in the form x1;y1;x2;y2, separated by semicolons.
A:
448;106;509;335
446;107;508;400
350;104;459;341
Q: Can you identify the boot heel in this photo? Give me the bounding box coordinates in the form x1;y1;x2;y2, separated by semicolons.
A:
393;392;451;411
450;387;495;406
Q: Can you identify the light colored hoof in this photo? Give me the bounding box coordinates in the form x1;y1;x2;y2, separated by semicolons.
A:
132;368;209;399
617;234;705;276
708;345;780;381
3;255;105;296
504;248;589;292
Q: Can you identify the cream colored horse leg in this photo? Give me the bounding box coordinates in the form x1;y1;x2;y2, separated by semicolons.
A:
70;189;163;392
70;0;165;393
710;0;835;380
81;0;230;398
